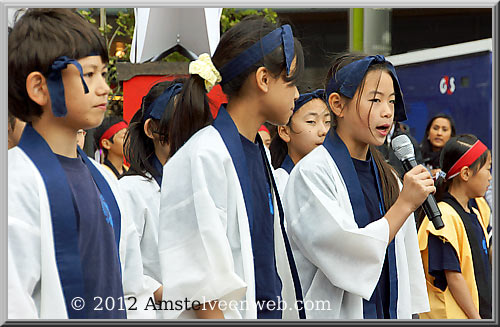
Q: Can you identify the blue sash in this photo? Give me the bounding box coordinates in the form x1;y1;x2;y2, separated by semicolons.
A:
322;130;398;318
18;124;122;318
213;106;306;319
280;154;295;175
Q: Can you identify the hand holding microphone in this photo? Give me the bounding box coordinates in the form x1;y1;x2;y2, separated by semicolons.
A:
391;134;444;230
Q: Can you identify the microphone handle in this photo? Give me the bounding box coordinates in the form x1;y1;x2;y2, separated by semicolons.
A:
401;158;417;172
401;158;445;230
422;194;444;229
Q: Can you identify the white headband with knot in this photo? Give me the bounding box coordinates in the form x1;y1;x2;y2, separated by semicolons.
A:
189;53;222;92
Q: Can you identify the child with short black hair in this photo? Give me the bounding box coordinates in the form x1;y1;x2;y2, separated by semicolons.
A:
94;115;128;178
8;8;155;319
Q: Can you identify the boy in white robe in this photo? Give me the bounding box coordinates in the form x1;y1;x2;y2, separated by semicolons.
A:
8;9;156;319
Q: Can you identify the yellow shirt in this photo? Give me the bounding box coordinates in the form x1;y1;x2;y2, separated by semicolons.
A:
417;197;490;319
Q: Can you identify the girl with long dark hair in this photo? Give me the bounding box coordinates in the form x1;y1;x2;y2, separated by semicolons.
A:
283;53;433;319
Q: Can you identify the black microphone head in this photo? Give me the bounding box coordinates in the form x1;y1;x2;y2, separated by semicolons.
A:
391;134;415;161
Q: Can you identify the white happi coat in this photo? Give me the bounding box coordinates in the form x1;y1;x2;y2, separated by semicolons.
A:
157;126;300;319
283;145;429;319
118;175;162;296
273;168;289;199
8;147;157;319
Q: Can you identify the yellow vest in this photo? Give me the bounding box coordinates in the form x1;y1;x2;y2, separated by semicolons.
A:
417;197;490;319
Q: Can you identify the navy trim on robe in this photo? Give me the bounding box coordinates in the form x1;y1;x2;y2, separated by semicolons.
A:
240;134;281;319
322;131;371;227
150;154;164;188
213;105;306;319
280;154;295;174
257;135;306;319
371;155;398;319
322;130;398;318
212;106;255;232
18;124;122;319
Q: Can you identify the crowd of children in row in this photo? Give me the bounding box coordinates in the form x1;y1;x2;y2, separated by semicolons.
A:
8;8;492;320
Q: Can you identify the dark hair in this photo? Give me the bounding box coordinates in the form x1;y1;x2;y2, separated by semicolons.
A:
435;134;490;201
270;130;289;169
8;111;17;131
168;15;305;158
123;79;184;180
420;113;456;154
8;8;108;122
94;115;125;159
324;52;400;211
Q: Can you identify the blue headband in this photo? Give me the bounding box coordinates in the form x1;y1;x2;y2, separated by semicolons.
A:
142;83;183;122
294;89;325;113
46;56;89;117
325;55;407;122
219;24;295;85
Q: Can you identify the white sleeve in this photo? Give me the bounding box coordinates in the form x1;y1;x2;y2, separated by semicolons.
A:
8;161;41;318
403;213;430;314
284;159;389;300
8;219;40;319
120;209;160;319
118;178;162;291
273;168;289;200
158;143;247;318
118;178;147;241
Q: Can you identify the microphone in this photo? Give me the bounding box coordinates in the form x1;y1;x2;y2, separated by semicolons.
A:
391;134;444;230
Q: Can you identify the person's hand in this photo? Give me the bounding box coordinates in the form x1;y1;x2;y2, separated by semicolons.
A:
154;285;163;304
384;164;436;242
399;165;436;212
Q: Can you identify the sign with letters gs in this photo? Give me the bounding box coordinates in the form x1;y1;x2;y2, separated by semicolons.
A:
439;75;455;95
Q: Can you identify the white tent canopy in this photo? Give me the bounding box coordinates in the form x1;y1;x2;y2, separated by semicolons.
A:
130;8;222;63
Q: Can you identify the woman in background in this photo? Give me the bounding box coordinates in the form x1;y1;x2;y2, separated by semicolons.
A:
420;113;456;179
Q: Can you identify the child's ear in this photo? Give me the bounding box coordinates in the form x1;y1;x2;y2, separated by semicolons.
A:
26;72;50;107
328;92;345;118
255;67;270;93
277;125;291;143
143;118;155;140
101;139;112;150
459;166;471;181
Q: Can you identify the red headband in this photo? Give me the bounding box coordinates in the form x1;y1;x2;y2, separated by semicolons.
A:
446;140;488;180
258;125;270;134
99;121;128;148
